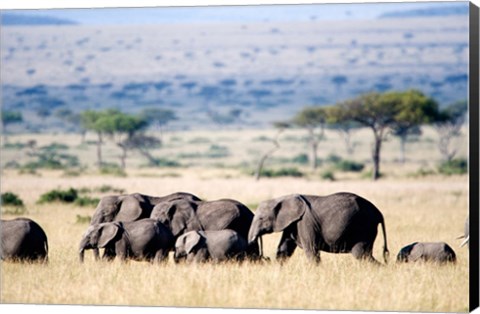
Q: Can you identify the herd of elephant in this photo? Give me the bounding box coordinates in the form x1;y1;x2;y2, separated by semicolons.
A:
1;191;469;265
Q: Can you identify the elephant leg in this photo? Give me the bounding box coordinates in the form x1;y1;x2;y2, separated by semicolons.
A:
276;231;297;263
102;247;116;261
351;242;378;264
93;248;100;261
304;248;321;264
153;249;169;264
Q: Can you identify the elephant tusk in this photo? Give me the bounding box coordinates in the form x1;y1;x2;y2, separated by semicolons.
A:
460;235;469;247
259;236;263;259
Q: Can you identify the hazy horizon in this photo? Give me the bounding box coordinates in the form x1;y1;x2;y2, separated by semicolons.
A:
2;1;469;25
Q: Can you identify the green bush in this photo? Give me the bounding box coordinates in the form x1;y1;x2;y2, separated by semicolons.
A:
100;163;127;177
321;170;335;181
334;160;364;172
259;167;304;178
151;158;181;168
438;159;468;175
206;145;230;158
1;192;25;207
74;196;100;207
291;154;309;165
38;188;79;204
326;154;342;163
94;185;125;194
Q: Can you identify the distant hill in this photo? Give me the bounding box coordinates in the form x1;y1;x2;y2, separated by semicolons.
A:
379;5;469;18
0;13;77;26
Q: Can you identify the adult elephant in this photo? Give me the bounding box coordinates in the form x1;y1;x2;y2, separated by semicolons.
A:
1;218;48;263
88;191;200;260
248;192;389;264
150;198;260;260
90;192;201;225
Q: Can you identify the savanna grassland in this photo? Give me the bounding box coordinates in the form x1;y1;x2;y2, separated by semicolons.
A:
0;127;470;312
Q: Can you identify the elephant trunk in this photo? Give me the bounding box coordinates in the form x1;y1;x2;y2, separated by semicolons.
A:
79;247;85;263
78;237;91;263
248;219;260;245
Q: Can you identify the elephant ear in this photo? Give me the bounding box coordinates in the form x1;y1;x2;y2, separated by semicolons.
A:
98;223;121;248
273;195;307;232
185;231;203;254
114;195;143;222
168;200;194;237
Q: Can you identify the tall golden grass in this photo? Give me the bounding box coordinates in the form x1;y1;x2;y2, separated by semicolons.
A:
0;130;470;312
1;172;469;312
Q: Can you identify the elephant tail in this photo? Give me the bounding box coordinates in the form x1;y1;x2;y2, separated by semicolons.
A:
380;216;389;264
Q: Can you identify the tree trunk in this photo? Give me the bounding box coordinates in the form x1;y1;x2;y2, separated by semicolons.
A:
255;129;283;181
399;135;407;163
96;132;103;169
372;132;382;180
119;144;127;170
309;128;319;170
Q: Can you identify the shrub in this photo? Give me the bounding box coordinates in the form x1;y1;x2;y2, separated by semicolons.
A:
74;196;100;207
95;185;125;194
438;158;468;175
1;192;25;207
334;160;364;172
259;167;304;178
291;154;309;165
321;170;335;181
38;188;78;204
151;158;181;168
326;154;342;163
100;163;127;177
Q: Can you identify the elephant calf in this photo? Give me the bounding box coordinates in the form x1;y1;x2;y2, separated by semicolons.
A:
0;217;49;263
174;229;248;263
79;218;174;263
396;242;456;264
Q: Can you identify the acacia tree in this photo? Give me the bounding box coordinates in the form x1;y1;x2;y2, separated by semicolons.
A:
433;100;467;161
324;105;361;156
81;109;147;170
99;110;148;170
332;90;439;180
80;110;105;168
292;106;327;170
55;108;85;143
386;90;439;163
140;108;176;140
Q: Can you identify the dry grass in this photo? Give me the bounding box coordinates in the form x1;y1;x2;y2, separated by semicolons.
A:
0;130;470;312
0;172;469;312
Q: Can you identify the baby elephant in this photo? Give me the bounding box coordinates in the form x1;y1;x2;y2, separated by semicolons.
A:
1;217;48;263
397;242;456;264
79;218;174;263
174;229;248;263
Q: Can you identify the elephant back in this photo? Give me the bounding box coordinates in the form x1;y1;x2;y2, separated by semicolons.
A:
0;218;48;262
197;199;254;240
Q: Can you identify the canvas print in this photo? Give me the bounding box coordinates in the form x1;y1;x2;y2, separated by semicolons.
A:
0;1;476;313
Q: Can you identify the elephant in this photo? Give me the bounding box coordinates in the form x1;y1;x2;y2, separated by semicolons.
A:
150;198;261;260
78;218;174;263
0;218;48;263
396;242;456;263
88;191;200;260
248;192;389;264
90;192;201;225
174;229;248;263
457;216;469;248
